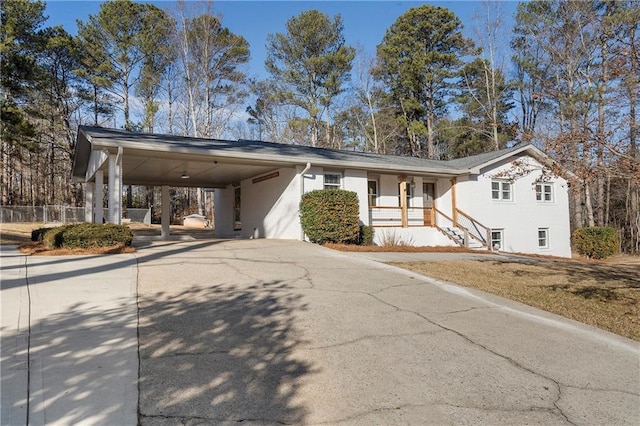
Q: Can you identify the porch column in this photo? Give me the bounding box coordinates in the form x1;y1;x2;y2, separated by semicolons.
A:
161;185;170;239
85;182;94;223
95;170;104;223
107;153;122;224
399;175;408;228
451;177;458;226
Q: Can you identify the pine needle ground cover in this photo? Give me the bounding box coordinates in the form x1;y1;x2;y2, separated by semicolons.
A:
394;258;640;341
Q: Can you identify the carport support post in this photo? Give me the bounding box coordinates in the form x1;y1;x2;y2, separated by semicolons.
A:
161;185;170;239
95;171;104;224
84;182;94;223
107;153;122;224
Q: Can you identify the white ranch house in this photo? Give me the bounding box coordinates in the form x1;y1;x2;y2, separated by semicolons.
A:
72;126;572;257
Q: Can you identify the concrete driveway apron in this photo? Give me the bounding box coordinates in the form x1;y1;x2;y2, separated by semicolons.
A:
135;239;639;425
1;246;138;426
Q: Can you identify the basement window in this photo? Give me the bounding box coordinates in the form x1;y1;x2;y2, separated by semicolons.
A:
491;229;504;251
538;228;549;248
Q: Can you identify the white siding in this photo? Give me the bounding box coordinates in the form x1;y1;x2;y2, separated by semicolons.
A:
241;167;300;239
213;153;571;257
344;169;369;225
378;174;400;207
435;177;454;217
373;227;456;247
302;166;325;192
456;155;571;257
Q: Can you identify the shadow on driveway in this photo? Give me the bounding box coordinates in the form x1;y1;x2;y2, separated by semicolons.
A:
138;284;314;424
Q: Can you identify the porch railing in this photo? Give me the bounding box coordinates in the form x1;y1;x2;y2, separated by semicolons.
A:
369;206;426;227
434;208;470;247
369;205;491;250
455;208;491;246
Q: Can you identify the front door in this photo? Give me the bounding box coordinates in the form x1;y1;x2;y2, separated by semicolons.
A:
423;182;435;226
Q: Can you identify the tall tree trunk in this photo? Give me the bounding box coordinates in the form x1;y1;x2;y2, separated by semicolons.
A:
596;33;608;226
123;81;130;130
628;8;639;253
426;112;434;159
93;85;99;125
49;141;55;204
1;141;7;205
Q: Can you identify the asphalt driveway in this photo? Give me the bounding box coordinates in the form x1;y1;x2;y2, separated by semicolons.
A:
134;239;639;425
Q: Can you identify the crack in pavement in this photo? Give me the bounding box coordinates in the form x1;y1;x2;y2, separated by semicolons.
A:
438;306;494;315
554;384;576;425
302;329;446;351
364;291;578;423
561;384;640;398
309;403;433;425
435;401;574;424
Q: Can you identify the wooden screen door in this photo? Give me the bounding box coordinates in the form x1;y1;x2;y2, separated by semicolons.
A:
423;182;435;226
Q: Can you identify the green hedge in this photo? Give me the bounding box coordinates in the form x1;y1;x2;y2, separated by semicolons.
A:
359;225;375;245
35;223;133;250
300;189;360;244
572;226;619;259
31;227;49;242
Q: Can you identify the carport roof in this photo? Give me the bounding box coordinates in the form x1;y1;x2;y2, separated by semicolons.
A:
72;126;547;187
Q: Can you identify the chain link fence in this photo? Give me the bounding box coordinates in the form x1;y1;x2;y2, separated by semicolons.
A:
0;206;151;225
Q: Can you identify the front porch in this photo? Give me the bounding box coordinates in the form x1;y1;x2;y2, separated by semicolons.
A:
366;174;492;250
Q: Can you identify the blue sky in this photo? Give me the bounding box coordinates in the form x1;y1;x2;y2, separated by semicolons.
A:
44;0;520;80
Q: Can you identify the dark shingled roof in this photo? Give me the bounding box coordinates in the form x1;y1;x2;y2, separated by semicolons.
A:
443;144;528;169
74;126;546;179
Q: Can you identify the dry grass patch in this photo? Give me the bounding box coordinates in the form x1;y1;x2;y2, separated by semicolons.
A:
0;223;40;245
394;257;640;341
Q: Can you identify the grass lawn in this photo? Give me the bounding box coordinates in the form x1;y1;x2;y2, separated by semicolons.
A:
0;222;37;245
393;257;639;341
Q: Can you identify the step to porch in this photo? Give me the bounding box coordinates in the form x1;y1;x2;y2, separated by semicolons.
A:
443;227;486;249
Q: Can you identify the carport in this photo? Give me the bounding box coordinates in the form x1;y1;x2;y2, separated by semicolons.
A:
71;126;306;239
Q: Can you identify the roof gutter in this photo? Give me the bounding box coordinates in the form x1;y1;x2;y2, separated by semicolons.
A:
299;162;311;241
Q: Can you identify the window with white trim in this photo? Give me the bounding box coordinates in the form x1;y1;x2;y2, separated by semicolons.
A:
367;180;378;206
538;228;549;248
324;173;342;189
535;183;554;202
491;229;504;251
491;180;512;201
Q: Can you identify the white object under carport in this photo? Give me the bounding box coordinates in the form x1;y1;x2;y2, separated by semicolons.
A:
183;213;210;228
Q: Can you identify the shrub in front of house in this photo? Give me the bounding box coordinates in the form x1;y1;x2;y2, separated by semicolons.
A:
37;223;133;249
572;226;619;259
300;189;360;244
359;224;375;245
31;227;49;242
